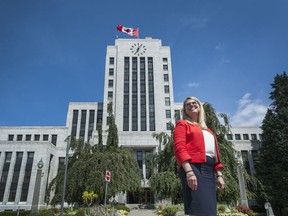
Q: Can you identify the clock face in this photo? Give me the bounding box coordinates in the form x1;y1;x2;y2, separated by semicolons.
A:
130;43;147;56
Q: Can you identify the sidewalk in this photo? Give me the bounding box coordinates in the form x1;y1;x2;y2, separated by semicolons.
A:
127;209;157;216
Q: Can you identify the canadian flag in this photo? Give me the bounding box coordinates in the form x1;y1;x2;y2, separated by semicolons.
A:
117;25;138;37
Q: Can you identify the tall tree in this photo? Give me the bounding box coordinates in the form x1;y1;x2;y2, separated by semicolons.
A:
149;127;182;203
204;103;263;204
149;103;247;205
47;103;141;205
256;72;288;214
106;101;119;150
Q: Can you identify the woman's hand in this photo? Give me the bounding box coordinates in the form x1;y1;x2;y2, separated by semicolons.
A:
216;175;225;190
186;172;198;190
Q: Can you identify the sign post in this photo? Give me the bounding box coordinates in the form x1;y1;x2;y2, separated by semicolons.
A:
104;170;111;208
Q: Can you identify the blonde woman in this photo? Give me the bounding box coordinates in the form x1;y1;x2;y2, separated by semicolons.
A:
174;96;225;216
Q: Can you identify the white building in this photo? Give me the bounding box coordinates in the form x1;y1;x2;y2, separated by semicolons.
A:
0;38;262;211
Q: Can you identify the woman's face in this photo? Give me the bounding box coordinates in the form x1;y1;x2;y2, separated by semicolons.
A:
184;99;200;117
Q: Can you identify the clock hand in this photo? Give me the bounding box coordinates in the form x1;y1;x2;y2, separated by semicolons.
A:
135;47;140;54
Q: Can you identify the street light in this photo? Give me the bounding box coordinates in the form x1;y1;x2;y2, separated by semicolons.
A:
31;158;44;213
60;136;71;216
235;151;249;207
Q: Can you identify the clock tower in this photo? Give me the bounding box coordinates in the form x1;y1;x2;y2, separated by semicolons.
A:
103;37;174;134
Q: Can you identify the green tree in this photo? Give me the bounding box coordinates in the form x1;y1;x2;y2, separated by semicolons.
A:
149;127;182;203
82;191;98;206
47;103;141;205
149;103;259;205
106;101;119;150
256;72;288;215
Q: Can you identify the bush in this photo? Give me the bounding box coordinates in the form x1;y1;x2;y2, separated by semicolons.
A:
218;204;227;213
84;206;115;216
74;208;87;216
162;206;178;216
30;209;55;216
0;211;31;216
236;205;256;216
114;204;130;212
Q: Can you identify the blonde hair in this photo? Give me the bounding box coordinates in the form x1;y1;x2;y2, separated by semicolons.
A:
182;96;208;129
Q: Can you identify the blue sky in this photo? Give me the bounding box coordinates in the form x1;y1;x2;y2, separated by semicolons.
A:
0;0;287;127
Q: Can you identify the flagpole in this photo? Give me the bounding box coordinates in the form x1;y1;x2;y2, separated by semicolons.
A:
137;27;139;39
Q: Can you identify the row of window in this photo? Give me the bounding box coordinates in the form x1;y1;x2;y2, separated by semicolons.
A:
7;134;58;145
0;151;34;202
227;133;262;141
109;57;168;65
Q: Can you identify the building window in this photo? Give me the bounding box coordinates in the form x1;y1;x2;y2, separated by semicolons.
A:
108;91;113;100
227;134;233;140
123;57;130;131
132;57;138;131
163;74;169;82
43;134;49;141
58;157;65;173
51;135;57;145
20;152;34;202
252;150;259;168
174;110;181;122
259;134;263;140
241;150;250;174
163;58;168;63
9;152;23;202
109;68;114;76
243;134;249;140
166;110;171;118
17;134;23;141
163;65;168;71
164;85;170;93
106;116;111;126
34;134;40;141
235;134;241;140
79;110;87;140
140;56;146;131
109;57;114;65
166;122;172;130
71;110;79;137
88;110;95;139
251;134;257;140
0;152;13;201
165;97;170;106
123;96;129;131
5;152;12;163
145;151;152;179
136;151;143;178
8;134;14;141
25;134;32;141
108;80;113;88
148;57;155;131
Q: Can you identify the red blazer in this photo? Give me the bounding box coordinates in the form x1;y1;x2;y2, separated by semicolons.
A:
173;120;224;171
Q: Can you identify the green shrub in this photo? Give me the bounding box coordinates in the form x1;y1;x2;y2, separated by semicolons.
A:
162;205;178;216
30;209;55;216
0;211;31;216
236;205;256;216
114;204;130;212
74;208;87;216
218;204;227;213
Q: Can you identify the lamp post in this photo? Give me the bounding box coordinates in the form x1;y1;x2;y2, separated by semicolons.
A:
235;151;249;207
60;136;71;216
31;158;44;213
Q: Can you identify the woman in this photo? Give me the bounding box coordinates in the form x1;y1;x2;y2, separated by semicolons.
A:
173;96;225;216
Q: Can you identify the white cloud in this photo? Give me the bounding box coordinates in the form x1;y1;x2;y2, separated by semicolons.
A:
186;82;200;88
230;93;268;126
215;43;224;51
219;56;230;65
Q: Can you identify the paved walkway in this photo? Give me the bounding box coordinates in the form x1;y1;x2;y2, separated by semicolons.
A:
128;209;157;216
